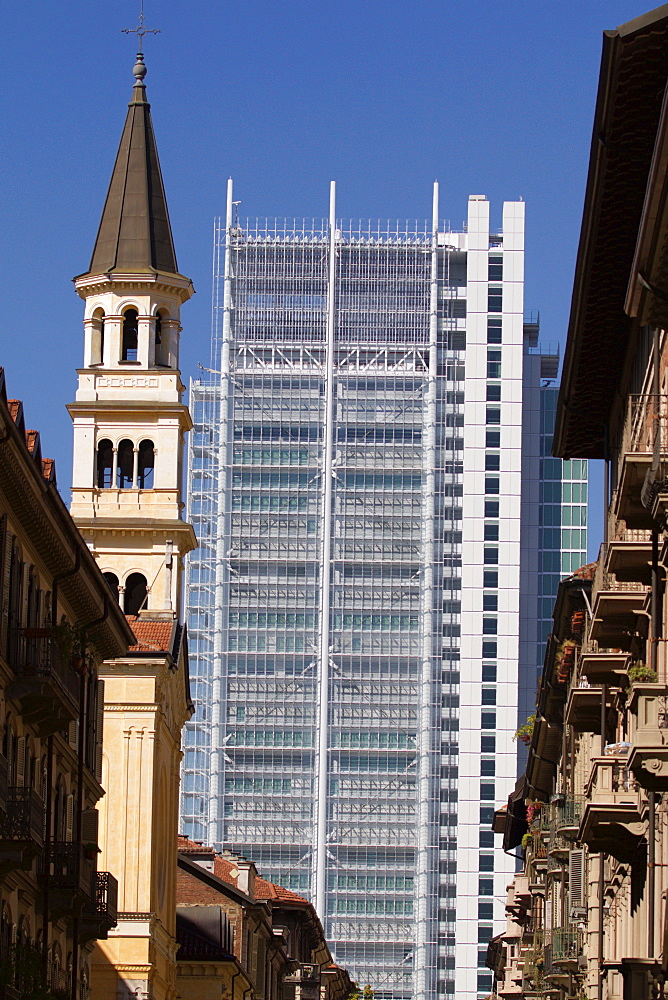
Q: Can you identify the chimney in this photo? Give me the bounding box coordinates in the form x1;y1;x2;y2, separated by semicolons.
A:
236;856;257;897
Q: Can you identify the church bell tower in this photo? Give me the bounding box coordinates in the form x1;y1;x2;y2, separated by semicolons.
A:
69;48;196;616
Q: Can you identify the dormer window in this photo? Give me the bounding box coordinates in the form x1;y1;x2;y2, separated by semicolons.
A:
122;309;138;362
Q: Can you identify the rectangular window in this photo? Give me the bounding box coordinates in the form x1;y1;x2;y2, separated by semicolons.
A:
482;618;497;636
482;641;497;658
483;570;498;588
486;383;501;401
478;923;493;943
480;783;495;801
482;594;497;611
484;477;499;496
487;361;501;379
483;546;498;565
481;712;496;729
486;407;501;425
480;807;494;824
479;854;494;872
482;662;497;681
485;430;500;449
488;288;503;312
484;523;499;542
485;453;500;471
481;759;495;776
479;878;494;895
488;255;503;281
481;735;496;752
479;832;494;849
481;688;496;705
477;975;493;991
478;903;493;920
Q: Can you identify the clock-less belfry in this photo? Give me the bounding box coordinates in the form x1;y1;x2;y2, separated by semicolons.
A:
68;24;196;1000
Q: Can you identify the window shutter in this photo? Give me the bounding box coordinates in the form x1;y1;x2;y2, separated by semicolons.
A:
81;808;98;846
65;794;74;842
68;721;78;750
95;680;105;783
569;849;586;917
0;526;11;654
16;737;25;786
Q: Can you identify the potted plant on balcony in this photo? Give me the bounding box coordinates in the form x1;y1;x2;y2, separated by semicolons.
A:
83;841;99;861
628;661;658;684
52;622;93;674
513;714;536;746
555;640;576;684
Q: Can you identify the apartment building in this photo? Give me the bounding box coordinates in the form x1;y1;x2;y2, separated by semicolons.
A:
490;6;668;999
0;367;132;998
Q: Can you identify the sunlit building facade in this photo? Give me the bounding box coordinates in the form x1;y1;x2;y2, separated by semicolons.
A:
180;185;585;1000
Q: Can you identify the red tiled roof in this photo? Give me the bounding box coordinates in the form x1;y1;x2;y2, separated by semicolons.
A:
41;458;56;484
126;615;174;652
254;877;309;905
177;836;310;905
569;562;597;581
7;400;21;422
25;430;39;454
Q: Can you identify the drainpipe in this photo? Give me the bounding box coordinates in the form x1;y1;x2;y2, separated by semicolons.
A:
600;684;607;756
598;853;605;1000
42;735;54;982
649;790;656;960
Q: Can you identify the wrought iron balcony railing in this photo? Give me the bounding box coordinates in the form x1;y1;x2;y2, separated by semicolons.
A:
6;631;79;736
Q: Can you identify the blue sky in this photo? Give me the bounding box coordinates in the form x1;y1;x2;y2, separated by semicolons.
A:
1;0;648;554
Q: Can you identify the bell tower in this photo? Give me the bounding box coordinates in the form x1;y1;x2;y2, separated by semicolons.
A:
68;49;196;616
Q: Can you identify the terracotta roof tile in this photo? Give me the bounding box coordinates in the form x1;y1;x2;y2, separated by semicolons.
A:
177;837;310;905
126;615;174;652
569;562;597;581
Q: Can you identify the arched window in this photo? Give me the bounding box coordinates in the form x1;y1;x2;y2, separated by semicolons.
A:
96;440;113;489
121;309;138;362
91;309;105;366
137;440;155;489
117;440;134;489
124;573;147;616
103;573;119;601
154;312;163;365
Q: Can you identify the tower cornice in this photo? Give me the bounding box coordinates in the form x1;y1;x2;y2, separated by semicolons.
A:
74;270;194;303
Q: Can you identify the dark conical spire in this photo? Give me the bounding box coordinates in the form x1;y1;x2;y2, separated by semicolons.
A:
88;55;178;275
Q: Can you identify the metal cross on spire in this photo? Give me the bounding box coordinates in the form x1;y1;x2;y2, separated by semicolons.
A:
122;0;160;55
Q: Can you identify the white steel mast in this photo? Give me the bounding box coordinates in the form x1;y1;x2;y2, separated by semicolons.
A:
209;178;235;846
314;181;337;919
415;180;440;1000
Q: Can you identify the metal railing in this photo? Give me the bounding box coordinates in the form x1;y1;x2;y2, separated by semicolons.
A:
551;926;583;964
555;795;585;831
0;787;44;845
8;630;79;714
92;871;118;924
42;842;92;898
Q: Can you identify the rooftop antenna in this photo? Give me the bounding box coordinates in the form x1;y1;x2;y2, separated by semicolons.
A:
122;0;160;78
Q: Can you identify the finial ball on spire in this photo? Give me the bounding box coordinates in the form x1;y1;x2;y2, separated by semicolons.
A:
133;53;147;82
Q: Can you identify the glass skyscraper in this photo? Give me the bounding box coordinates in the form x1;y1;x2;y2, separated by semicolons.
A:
181;184;587;1000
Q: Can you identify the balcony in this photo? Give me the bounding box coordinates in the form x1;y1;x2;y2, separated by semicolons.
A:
579;757;646;860
6;631;80;736
565;684;615;735
79;871;118;943
41;842;94;919
628;682;668;789
0;787;44;873
553;794;584;836
589;576;649;651
580;649;631;687
551;927;583;970
612;394;666;530
605;524;653;585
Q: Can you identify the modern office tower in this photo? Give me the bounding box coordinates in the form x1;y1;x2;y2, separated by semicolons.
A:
181;184;583;1000
518;353;589;733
